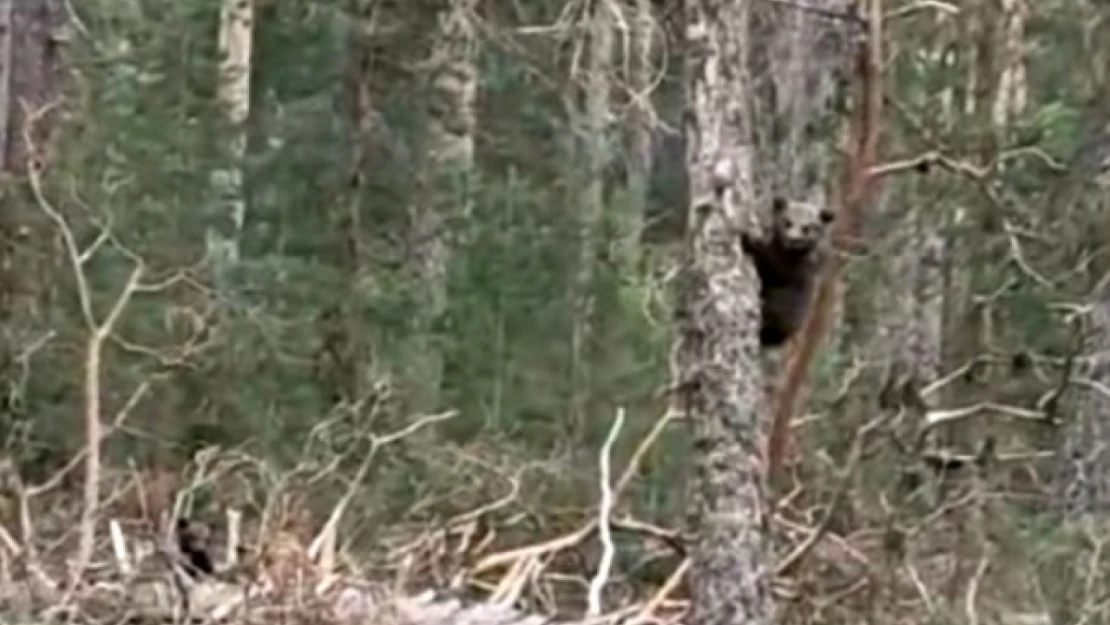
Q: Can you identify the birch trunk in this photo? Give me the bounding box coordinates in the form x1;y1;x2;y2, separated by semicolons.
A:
674;0;771;622
207;0;253;278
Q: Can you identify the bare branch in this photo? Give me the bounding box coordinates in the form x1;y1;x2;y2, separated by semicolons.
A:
757;0;864;23
26;158;97;330
884;0;958;21
587;407;624;617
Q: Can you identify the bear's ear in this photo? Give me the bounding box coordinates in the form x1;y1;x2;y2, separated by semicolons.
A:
819;209;835;224
772;196;787;214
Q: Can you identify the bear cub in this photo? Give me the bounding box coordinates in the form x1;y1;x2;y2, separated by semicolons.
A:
739;196;835;348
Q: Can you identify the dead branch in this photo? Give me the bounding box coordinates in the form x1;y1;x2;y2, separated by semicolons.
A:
884;1;957;21
23;103;190;594
628;557;690;625
307;410;458;565
615;407;677;498
757;0;865;24
25;379;151;498
472;404;681;579
587;407;624;617
776;414;883;576
922;401;1046;429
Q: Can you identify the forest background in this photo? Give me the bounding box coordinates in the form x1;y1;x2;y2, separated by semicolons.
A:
2;0;1110;623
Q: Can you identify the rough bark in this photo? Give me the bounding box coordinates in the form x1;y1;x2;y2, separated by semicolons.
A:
991;0;1027;129
743;0;855;475
568;0;614;428
672;0;771;623
1;0;60;172
315;0;407;407
766;0;882;481
0;0;13;170
206;0;254;277
875;205;945;408
0;0;61;444
1044;274;1110;625
749;1;854;200
1054;280;1110;517
407;0;478;410
618;0;656;266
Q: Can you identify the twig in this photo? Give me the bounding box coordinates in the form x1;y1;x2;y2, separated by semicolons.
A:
775;414;883;576
473;405;679;577
473;525;596;574
611;516;685;555
109;519;132;575
965;554;990;625
615;408;677;498
27;380;152;497
587;407;624;617
629;557;690;625
884;0;957;20
1003;220;1054;289
27;156;146;593
923;401;1045;428
306;410;457;562
226;508;242;568
757;0;864;23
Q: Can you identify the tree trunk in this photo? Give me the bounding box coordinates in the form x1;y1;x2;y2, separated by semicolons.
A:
673;0;771;623
567;0;614;430
618;0;655;268
0;0;61;445
991;0;1027;129
747;0;855;474
315;0;378;407
1;0;60;172
207;0;253;281
407;0;478;411
1045;274;1110;624
875;202;946;428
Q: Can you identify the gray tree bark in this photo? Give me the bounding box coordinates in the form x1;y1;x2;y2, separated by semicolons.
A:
1;0;61;172
206;0;253;280
618;0;656;267
1055;276;1110;517
567;0;614;430
0;0;61;443
672;0;772;623
406;0;478;411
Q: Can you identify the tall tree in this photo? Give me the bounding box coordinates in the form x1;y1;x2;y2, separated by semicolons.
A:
0;0;60;172
316;0;380;407
0;0;62;447
207;0;254;282
672;0;771;623
749;0;856;477
407;0;479;410
568;0;615;428
618;0;656;266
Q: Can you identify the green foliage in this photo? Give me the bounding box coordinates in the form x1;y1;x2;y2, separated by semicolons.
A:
5;0;688;537
11;4;1109;620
